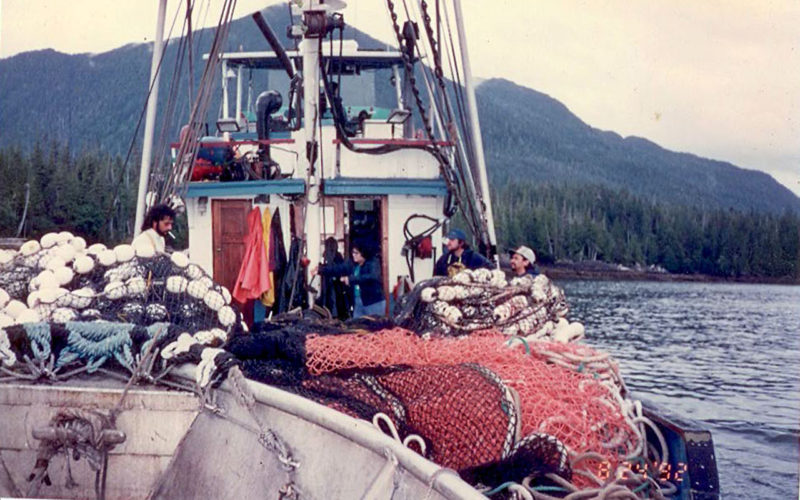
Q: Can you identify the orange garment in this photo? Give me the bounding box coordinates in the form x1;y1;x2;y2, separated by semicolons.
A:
260;207;275;307
233;207;271;303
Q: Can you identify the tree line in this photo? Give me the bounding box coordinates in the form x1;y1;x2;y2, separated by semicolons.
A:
0;142;137;245
1;143;798;281
493;182;800;281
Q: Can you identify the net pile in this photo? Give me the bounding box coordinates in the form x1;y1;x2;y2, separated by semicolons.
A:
305;328;638;479
0;232;243;385
395;269;577;339
303;364;520;471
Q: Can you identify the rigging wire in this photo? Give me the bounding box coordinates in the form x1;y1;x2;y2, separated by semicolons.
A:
100;0;185;238
167;0;239;203
150;4;196;200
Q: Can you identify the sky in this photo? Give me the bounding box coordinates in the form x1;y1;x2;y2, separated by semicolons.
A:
1;0;798;196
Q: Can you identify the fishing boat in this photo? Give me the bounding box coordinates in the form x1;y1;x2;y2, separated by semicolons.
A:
0;2;719;499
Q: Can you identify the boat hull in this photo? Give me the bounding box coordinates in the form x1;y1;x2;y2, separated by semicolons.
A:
0;366;483;500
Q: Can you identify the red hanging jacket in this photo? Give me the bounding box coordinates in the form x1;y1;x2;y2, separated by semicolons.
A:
233;207;271;303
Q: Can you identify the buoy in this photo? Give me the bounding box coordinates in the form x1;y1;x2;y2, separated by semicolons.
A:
166;276;188;294
185;264;204;280
0;251;14;265
452;272;472;284
420;287;437;302
35;270;58;290
171;252;190;268
133;239;156;258
187;279;210;300
437;286;456;301
55;244;77;263
217;306;236;327
70;288;95;309
126;277;148;297
80;309;102;320
0;313;13;328
70;237;87;252
87;243;107;256
98;250;117;267
73;255;95;274
209;328;227;341
40;233;59;249
20;240;41;256
203;290;224;311
16;308;40;324
104;282;126;300
0;289;9;308
57;231;74;244
26;291;40;309
45;256;67;272
146;303;168;321
51;308;78;323
4;300;27;319
219;286;232;304
54;267;74;286
114;244;135;263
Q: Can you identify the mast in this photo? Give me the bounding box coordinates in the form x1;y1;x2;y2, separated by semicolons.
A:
452;0;497;260
134;0;168;237
300;1;325;305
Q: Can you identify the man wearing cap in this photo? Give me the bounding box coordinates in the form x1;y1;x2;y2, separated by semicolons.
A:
434;229;492;277
509;245;538;277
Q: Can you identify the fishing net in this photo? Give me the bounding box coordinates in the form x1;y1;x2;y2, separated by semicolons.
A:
0;232;244;383
300;364;520;471
305;328;638;481
395;269;571;338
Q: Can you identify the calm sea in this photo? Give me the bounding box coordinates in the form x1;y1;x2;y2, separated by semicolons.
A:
558;280;800;499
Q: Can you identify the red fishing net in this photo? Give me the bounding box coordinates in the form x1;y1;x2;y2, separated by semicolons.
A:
301;364;518;471
305;328;638;478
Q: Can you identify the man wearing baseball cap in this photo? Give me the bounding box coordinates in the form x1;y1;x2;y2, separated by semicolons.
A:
509;245;538;277
434;228;492;277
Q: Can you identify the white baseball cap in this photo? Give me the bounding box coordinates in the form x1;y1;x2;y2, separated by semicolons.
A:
510;245;536;264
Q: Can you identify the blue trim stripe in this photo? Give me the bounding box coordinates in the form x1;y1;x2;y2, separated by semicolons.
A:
185;179;305;198
323;178;447;196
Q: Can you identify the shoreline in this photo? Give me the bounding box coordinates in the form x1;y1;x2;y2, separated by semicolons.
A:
538;262;800;285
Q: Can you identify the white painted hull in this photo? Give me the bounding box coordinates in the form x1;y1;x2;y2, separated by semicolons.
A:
0;365;482;500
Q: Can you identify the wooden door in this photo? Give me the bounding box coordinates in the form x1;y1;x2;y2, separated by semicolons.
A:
212;199;251;298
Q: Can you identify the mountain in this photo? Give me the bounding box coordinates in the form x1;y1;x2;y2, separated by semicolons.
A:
476;78;800;213
1;7;798;214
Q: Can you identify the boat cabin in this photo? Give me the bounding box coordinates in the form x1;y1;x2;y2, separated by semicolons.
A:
181;42;450;321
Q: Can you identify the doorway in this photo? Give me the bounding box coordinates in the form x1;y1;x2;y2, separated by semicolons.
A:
344;197;389;312
211;199;253;323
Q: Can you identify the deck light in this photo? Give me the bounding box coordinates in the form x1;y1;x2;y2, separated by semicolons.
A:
387;108;411;124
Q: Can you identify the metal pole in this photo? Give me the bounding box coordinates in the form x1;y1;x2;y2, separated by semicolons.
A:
221;60;230;119
236;64;243;125
134;0;168;237
302;27;322;306
452;0;497;259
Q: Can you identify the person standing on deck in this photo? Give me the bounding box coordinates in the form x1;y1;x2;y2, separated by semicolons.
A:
433;229;492;277
509;245;538;277
132;204;175;254
312;242;386;318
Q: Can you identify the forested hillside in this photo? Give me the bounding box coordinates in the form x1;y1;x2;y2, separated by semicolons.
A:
1;144;797;281
494;183;800;280
1;8;798;214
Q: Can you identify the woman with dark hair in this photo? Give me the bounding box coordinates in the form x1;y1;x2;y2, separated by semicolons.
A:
312;241;385;318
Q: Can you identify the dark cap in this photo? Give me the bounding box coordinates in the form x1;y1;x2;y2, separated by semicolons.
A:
445;228;467;241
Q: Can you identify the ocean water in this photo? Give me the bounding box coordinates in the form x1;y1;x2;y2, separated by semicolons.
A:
558;280;800;499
